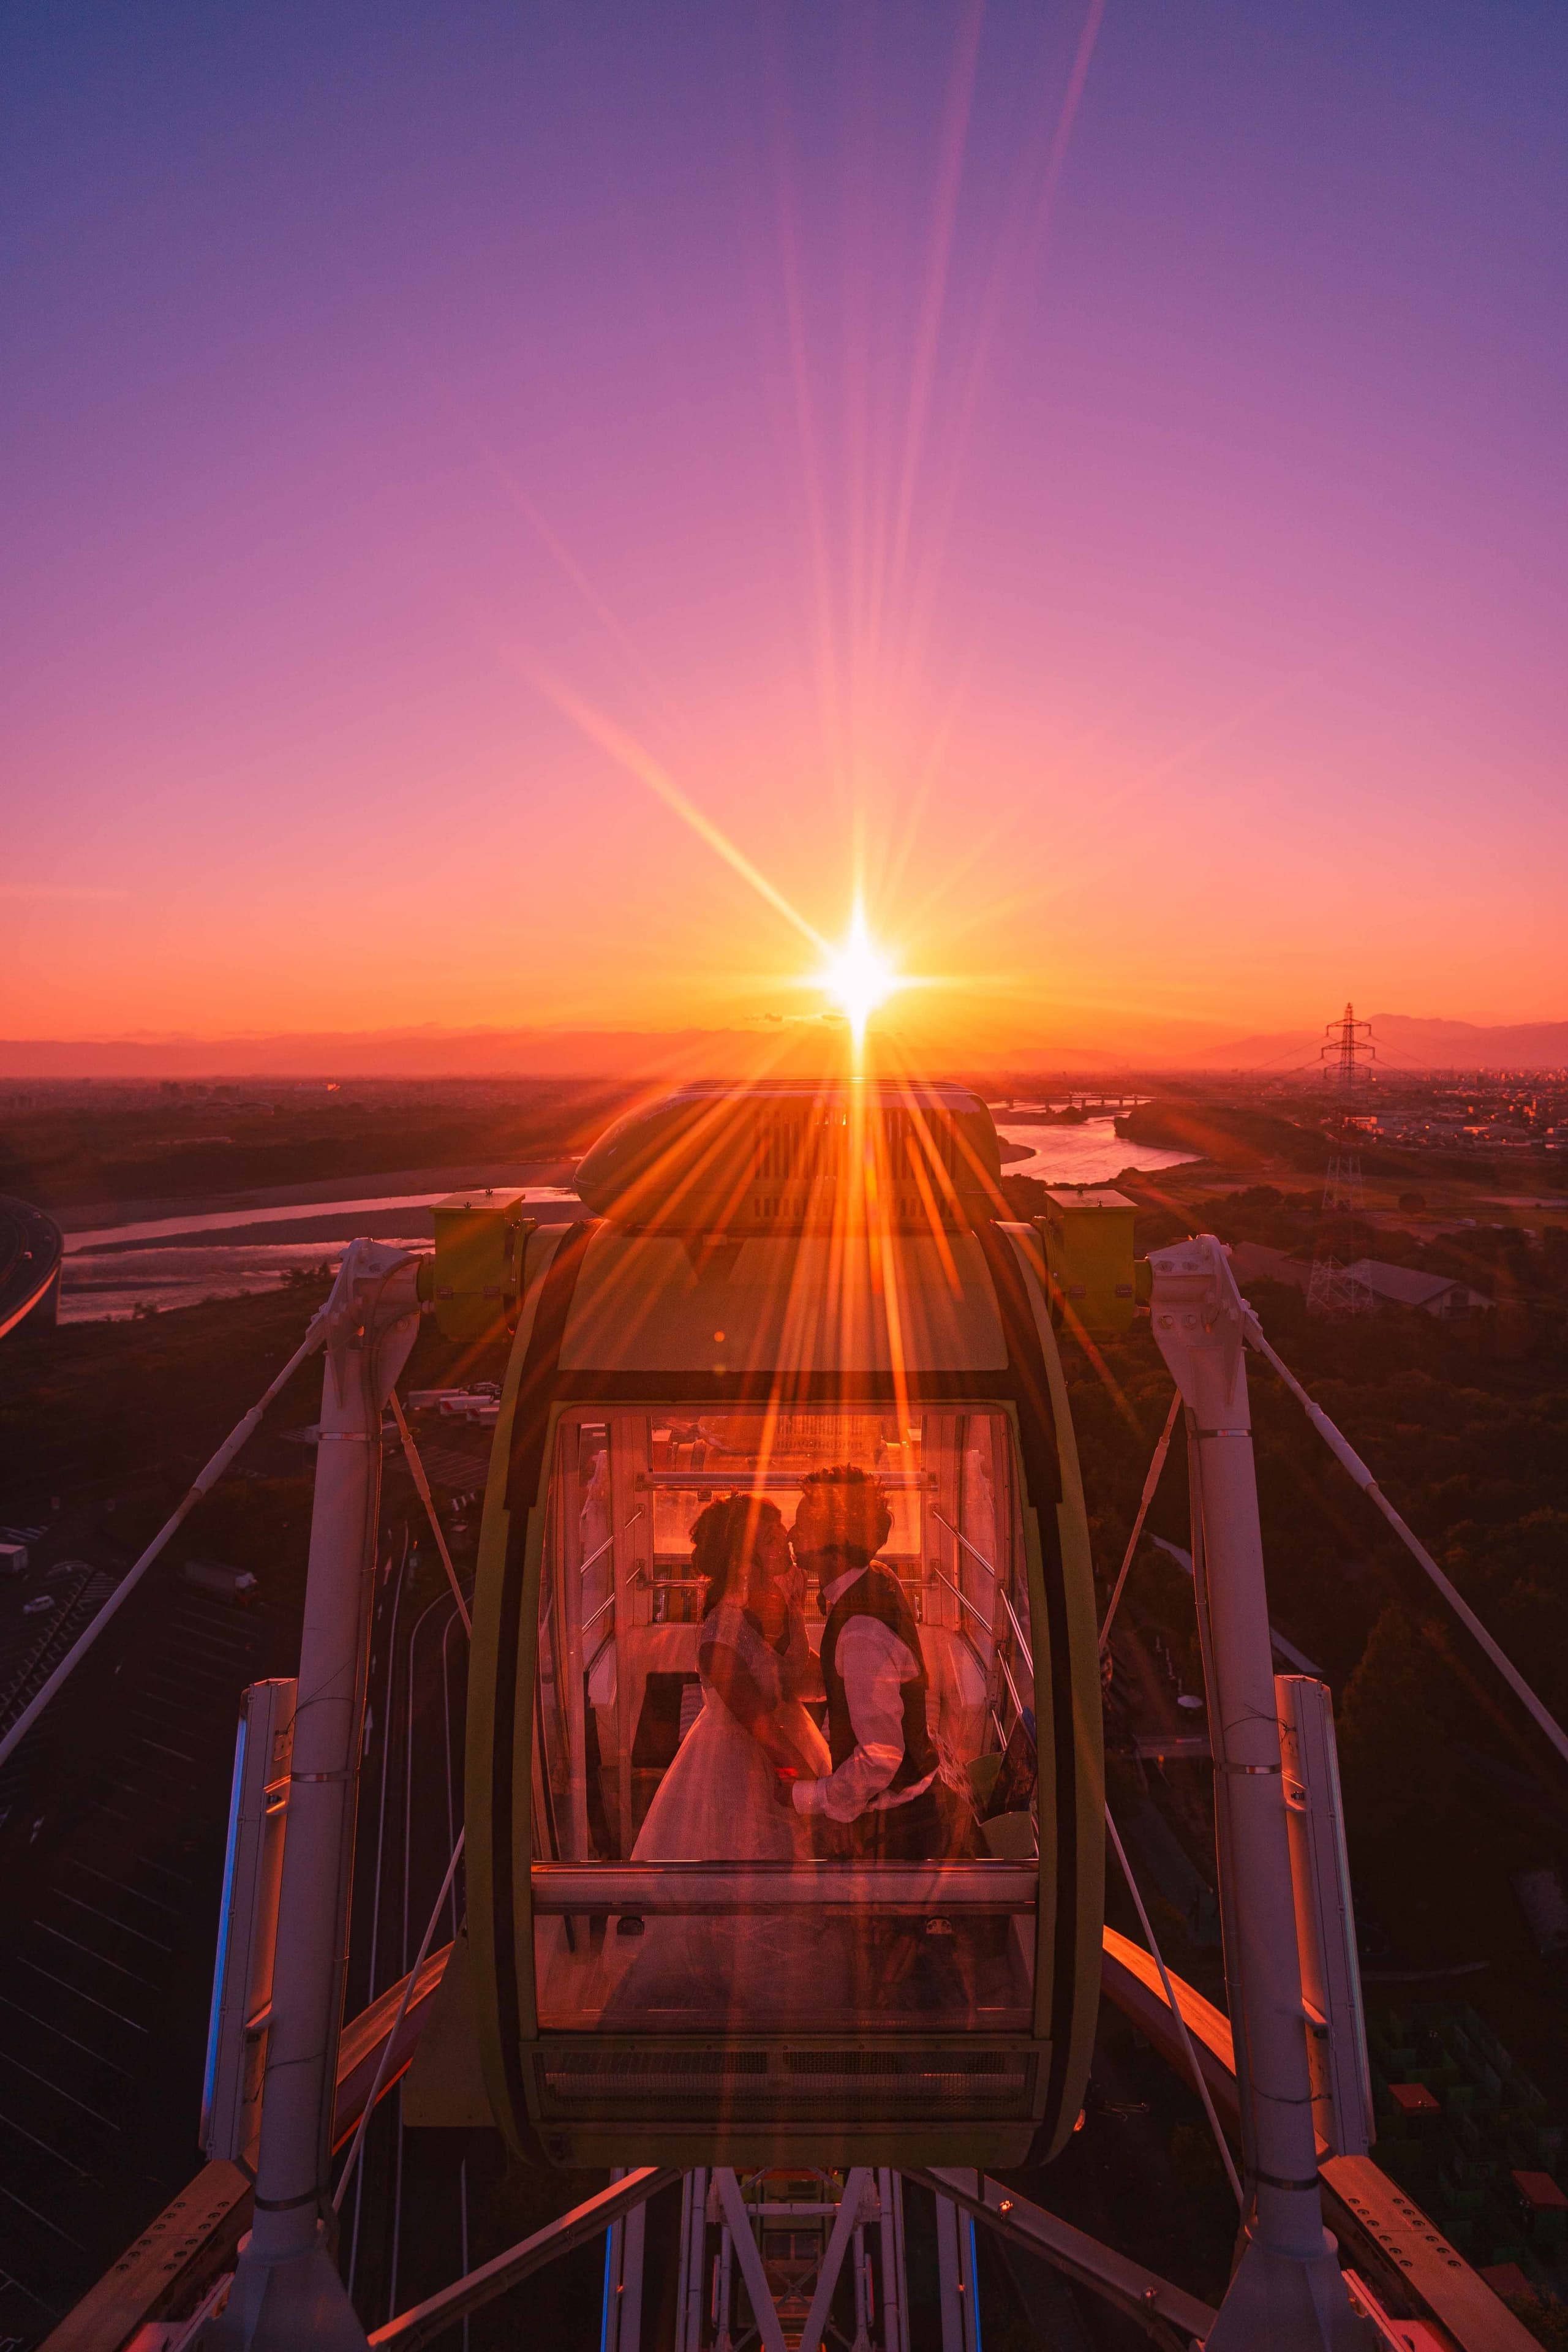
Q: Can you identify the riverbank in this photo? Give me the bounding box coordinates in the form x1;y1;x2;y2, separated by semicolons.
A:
56;1178;583;1324
51;1158;579;1234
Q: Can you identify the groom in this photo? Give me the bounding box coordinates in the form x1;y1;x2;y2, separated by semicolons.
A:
778;1464;963;1864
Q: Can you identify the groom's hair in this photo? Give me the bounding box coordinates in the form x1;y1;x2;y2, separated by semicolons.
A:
794;1465;892;1567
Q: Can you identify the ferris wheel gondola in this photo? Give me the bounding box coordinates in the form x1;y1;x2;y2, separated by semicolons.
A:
462;1080;1105;2169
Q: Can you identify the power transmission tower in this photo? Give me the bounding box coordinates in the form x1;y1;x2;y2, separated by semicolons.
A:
1320;1001;1376;1093
1321;1140;1365;1219
1309;1004;1376;1317
1306;1246;1373;1319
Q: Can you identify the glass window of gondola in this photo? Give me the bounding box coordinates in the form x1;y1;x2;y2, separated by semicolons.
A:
531;1406;1039;2032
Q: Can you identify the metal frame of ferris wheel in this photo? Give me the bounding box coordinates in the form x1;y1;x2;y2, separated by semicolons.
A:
160;1238;1377;2351
18;1224;1568;2350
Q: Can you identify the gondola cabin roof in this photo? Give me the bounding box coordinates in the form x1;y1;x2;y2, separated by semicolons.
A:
572;1080;1004;1236
557;1229;1009;1377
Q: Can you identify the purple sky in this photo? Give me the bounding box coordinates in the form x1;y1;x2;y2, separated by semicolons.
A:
4;4;1565;1056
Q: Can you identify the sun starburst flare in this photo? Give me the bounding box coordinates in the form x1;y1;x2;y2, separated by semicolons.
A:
818;904;902;1048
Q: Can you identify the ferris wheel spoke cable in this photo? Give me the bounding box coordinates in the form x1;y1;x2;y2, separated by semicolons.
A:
1097;1390;1182;1654
388;1389;472;1634
333;1824;466;2215
0;1306;333;1775
337;1391;477;2212
1102;1803;1245;2211
1245;1312;1568;1773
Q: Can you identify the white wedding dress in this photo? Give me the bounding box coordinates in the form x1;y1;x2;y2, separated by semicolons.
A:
633;1600;827;1861
601;1601;845;2024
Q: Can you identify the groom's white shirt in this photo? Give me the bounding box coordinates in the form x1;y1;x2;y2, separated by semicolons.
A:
792;1564;938;1823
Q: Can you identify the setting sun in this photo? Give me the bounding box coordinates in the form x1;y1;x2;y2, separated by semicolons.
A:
818;905;900;1047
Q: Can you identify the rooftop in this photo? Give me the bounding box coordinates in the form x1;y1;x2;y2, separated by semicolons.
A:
1344;1258;1472;1308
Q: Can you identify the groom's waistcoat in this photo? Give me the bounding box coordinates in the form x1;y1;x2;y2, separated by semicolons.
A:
819;1564;937;1798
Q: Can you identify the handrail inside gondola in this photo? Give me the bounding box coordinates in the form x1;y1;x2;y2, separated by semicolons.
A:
634;1471;935;1491
530;1862;1038;1913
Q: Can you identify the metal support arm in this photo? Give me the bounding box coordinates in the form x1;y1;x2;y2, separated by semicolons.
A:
205;1242;423;2352
1147;1236;1374;2350
368;2169;680;2350
915;2170;1214;2350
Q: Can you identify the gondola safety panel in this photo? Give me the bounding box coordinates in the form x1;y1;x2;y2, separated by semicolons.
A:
418;1189;532;1342
464;1087;1104;2170
1037;1186;1137;1339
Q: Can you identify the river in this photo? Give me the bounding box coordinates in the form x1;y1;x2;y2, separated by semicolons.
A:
58;1117;1196;1323
992;1109;1196;1185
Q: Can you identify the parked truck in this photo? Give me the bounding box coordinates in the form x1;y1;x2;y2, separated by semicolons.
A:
183;1559;258;1604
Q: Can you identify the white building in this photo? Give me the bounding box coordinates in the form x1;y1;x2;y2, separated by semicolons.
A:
1343;1259;1490;1317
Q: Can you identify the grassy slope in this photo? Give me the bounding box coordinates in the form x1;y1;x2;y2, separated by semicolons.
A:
0;1082;633;1212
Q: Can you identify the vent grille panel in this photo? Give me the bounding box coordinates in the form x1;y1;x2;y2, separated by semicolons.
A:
536;2043;1036;2114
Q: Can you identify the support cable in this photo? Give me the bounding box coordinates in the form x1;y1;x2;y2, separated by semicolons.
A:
389;1390;472;1634
1245;1313;1568;1773
1098;1391;1181;1654
1103;1803;1244;2210
333;1828;465;2212
331;1358;477;2220
366;2168;680;2350
0;1306;331;1773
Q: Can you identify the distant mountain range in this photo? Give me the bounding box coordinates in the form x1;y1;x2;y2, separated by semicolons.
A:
3;1011;1566;1078
0;1026;853;1080
1190;1015;1568;1074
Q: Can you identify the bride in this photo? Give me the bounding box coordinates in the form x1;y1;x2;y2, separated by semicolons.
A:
633;1493;829;1863
602;1493;843;2024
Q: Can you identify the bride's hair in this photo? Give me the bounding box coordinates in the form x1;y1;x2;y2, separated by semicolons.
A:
692;1493;783;1618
